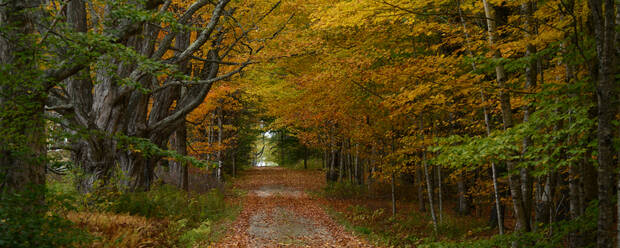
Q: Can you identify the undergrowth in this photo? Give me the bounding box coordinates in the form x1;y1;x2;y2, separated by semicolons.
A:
0;186;92;248
43;177;239;247
323;190;599;247
323;181;367;199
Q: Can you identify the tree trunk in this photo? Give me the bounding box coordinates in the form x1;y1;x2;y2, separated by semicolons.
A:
416;167;426;212
535;175;551;226
423;151;438;231
568;163;582;247
303;146;308;169
217;106;223;181
437;164;443;223
327;134;337;182
520;1;537;231
482;0;529;235
53;0;229;193
74;138;116;193
0;0;46;200
174;121;189;191
348;143;352;182
232;149;236;177
457;173;470;215
457;0;502;232
338;140;344;182
391;173;396;216
587;1;617;247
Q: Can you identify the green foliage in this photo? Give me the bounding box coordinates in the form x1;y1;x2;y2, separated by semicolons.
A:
267;129;320;168
432;78;597;178
101;185;229;226
323;181;367;199
421;203;598;248
0;187;92;248
177;220;214;247
327;201;491;247
47;176;237;247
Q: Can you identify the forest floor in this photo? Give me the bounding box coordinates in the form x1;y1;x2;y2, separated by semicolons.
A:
217;167;373;247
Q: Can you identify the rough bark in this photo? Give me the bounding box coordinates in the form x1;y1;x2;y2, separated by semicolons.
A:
44;0;252;192
0;0;47;198
174;122;189;191
174;29;191;191
587;1;617;247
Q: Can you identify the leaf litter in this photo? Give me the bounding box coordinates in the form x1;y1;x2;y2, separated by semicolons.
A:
216;167;374;247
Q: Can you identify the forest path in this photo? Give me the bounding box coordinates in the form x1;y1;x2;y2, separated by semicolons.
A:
216;167;372;247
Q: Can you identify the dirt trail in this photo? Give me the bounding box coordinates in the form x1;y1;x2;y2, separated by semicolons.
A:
216;167;372;247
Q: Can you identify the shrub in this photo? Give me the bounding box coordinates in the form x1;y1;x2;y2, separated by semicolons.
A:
0;187;91;248
67;211;171;247
420;203;599;248
46;176;235;247
104;185;228;226
323;181;367;199
178;220;213;247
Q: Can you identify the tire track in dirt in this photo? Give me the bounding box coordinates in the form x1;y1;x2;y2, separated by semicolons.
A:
216;167;373;247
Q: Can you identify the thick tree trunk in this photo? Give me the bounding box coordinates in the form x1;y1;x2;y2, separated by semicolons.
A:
174;121;189;191
74;138;116;193
0;0;46;199
58;0;227;193
457;173;470;215
587;1;617;247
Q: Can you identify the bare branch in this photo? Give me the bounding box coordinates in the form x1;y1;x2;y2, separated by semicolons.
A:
151;60;251;94
152;0;210;59
173;0;231;63
45;104;74;111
